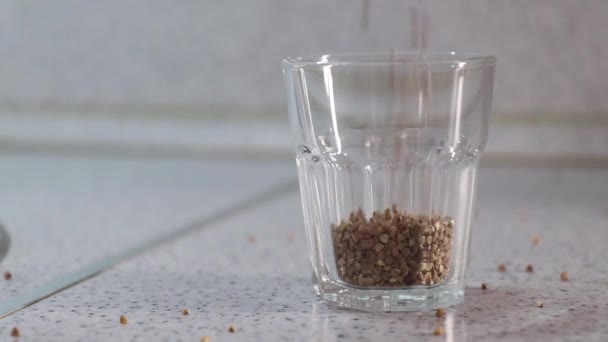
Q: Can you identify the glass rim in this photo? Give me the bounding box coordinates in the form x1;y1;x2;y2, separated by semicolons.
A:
283;51;496;69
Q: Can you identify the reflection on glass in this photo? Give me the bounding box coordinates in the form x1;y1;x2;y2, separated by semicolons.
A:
310;302;467;341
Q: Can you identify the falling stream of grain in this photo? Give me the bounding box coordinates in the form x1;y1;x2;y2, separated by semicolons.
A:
359;0;432;212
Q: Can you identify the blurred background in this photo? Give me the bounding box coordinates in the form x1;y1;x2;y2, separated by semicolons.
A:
0;0;606;163
1;0;607;316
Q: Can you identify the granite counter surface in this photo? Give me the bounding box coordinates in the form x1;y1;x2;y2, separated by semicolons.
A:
1;167;608;341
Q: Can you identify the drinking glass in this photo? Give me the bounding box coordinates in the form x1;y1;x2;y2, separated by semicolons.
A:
283;52;496;312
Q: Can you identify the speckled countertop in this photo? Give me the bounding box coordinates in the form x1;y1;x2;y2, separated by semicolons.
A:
1;166;608;341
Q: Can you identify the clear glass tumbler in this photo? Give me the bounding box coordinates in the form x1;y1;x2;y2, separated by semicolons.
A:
283;52;496;312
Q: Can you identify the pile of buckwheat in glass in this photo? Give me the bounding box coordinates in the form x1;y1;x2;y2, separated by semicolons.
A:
331;206;453;287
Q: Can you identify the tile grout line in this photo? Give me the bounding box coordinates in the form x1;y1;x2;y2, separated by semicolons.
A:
1;106;607;126
0;179;298;319
1;140;608;168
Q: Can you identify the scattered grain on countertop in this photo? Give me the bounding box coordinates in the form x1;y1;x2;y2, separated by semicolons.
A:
288;232;295;241
433;326;445;336
228;324;236;333
120;315;129;325
201;336;211;342
481;283;488;290
532;235;541;246
561;272;569;282
526;264;534;273
4;271;12;280
536;301;544;308
498;264;506;272
435;308;446;318
10;327;20;337
182;309;190;316
247;234;256;243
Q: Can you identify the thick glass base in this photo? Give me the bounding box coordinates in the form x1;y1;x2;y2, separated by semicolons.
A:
319;278;464;312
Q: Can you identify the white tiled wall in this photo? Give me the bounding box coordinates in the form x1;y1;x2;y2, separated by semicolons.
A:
0;0;607;117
